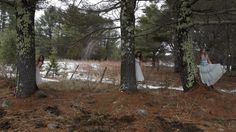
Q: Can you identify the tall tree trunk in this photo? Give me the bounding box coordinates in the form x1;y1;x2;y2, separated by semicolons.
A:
156;56;160;71
120;0;137;91
105;30;111;60
0;6;6;31
174;51;181;73
176;0;197;91
226;24;231;71
15;0;38;97
152;51;156;68
172;34;181;73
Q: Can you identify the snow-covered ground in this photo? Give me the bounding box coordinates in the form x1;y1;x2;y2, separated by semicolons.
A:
219;89;236;94
138;84;183;91
40;60;236;93
38;59;182;90
40;60;119;84
1;59;235;93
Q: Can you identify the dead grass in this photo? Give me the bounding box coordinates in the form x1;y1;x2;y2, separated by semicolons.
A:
40;80;119;92
0;65;236;131
65;60;182;87
64;60;121;84
48;60;236;92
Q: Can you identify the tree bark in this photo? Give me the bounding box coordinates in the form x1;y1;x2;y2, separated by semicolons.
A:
226;24;231;71
152;51;156;68
176;0;197;91
172;35;181;72
174;54;181;72
105;30;111;60
156;56;160;71
171;32;181;73
15;0;38;97
0;6;6;31
120;0;137;91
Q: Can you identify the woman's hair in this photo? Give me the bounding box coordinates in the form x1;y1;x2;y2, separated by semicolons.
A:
135;51;143;60
37;55;44;64
200;48;207;56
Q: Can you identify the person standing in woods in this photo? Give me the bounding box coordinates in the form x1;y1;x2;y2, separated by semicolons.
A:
36;55;44;85
199;48;226;88
135;51;144;83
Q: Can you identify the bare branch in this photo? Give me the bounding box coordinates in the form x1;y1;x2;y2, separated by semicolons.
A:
88;0;114;7
91;36;121;40
190;0;200;5
71;26;120;47
135;22;176;37
78;2;121;14
193;20;236;25
0;0;15;7
193;8;236;15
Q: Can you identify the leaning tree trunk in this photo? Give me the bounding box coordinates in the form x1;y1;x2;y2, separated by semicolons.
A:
176;0;197;91
120;0;137;91
15;0;38;97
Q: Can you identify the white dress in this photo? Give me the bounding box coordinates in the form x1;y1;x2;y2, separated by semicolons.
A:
199;55;226;86
36;62;43;85
135;58;144;82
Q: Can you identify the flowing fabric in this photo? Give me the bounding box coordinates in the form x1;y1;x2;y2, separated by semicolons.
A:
199;55;226;86
36;63;43;85
135;58;144;82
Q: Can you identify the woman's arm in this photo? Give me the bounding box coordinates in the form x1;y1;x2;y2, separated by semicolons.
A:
37;62;43;68
199;55;202;64
140;60;144;69
207;54;212;64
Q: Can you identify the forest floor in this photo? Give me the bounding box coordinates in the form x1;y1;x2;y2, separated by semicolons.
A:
0;73;236;132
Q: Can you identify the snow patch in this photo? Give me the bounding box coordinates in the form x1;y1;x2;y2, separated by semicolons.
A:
219;89;236;93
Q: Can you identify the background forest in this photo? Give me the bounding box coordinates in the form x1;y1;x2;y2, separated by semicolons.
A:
0;0;236;67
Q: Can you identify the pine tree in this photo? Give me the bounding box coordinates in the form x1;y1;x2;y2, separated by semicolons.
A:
176;0;197;91
49;47;59;78
14;0;38;97
120;0;137;91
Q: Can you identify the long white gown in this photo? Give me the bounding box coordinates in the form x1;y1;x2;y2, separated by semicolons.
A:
135;58;144;82
199;55;226;86
36;62;43;85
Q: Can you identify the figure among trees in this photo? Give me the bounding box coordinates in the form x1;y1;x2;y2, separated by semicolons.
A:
0;0;235;95
0;0;235;131
199;48;226;88
36;55;44;85
135;51;144;83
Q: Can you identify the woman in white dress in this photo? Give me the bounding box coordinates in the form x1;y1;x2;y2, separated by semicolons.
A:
135;51;144;83
199;48;226;88
36;55;44;85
